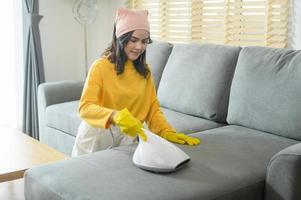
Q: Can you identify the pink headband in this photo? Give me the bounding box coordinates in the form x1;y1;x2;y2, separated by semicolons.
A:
115;8;150;38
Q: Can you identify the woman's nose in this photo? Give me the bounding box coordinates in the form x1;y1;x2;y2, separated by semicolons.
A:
135;41;144;49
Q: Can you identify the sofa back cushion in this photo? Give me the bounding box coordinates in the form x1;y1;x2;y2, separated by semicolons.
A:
146;41;173;90
227;46;301;141
157;43;241;122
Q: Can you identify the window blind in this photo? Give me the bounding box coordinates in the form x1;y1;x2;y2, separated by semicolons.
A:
127;0;289;47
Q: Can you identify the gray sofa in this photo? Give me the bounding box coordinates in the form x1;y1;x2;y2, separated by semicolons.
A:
25;41;301;200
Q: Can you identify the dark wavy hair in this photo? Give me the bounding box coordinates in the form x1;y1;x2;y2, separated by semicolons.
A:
102;25;152;78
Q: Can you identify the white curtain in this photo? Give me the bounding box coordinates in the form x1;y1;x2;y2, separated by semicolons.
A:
290;0;301;50
0;0;23;129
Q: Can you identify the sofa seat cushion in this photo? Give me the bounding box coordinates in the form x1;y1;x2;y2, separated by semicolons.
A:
45;100;81;137
24;125;298;200
158;43;241;123
44;100;223;137
227;46;301;141
161;107;225;134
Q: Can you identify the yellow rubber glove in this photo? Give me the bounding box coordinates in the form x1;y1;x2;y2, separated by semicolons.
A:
161;132;200;146
113;108;147;141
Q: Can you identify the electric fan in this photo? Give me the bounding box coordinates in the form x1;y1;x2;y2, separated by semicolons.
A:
72;0;98;76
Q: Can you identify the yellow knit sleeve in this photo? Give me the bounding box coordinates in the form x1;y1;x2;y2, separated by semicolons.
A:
79;60;114;128
145;71;176;136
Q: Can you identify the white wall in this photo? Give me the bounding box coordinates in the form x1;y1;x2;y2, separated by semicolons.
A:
40;0;125;82
87;0;126;68
40;0;300;82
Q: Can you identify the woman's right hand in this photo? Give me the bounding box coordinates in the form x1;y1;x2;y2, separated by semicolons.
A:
161;132;200;145
112;108;147;141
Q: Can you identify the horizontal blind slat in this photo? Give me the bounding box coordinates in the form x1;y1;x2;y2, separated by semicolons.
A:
130;0;288;47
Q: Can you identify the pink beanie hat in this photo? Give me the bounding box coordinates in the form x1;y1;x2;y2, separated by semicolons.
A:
115;8;150;38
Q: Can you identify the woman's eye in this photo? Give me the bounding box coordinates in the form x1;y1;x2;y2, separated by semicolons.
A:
130;38;138;42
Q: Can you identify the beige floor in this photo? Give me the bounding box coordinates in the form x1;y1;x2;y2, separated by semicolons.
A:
0;179;25;200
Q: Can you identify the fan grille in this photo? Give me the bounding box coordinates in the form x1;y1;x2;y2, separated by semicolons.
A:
73;0;98;25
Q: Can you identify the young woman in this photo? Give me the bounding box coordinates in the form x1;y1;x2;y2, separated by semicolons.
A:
72;8;200;157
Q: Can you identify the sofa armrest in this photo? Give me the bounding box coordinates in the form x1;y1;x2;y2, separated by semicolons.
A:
38;80;84;107
38;80;84;142
265;142;301;200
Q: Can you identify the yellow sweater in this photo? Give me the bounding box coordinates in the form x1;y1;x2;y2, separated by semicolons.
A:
79;58;176;136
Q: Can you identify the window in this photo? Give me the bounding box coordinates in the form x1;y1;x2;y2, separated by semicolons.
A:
0;0;23;129
128;0;289;47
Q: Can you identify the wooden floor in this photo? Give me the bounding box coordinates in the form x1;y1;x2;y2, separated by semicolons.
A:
0;179;25;200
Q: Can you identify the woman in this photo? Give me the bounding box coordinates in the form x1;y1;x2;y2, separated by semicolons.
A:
72;8;200;157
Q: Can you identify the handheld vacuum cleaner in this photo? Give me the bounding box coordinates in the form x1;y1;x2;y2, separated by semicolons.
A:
132;129;191;173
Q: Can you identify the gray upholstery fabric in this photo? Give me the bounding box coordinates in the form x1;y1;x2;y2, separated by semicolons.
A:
38;81;84;151
44;103;223;156
45;126;75;155
34;43;301;200
38;81;84;107
227;47;301;141
46;100;81;137
158;43;240;123
146;40;173;90
24;125;298;200
265;142;301;200
161;107;225;134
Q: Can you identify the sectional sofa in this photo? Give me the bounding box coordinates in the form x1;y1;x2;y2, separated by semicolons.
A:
25;41;301;200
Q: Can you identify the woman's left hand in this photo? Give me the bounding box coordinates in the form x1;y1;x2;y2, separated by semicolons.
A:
161;132;200;145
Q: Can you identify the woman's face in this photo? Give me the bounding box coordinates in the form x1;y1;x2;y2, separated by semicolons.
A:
124;30;149;61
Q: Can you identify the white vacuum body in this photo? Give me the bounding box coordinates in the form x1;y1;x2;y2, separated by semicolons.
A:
132;129;190;173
